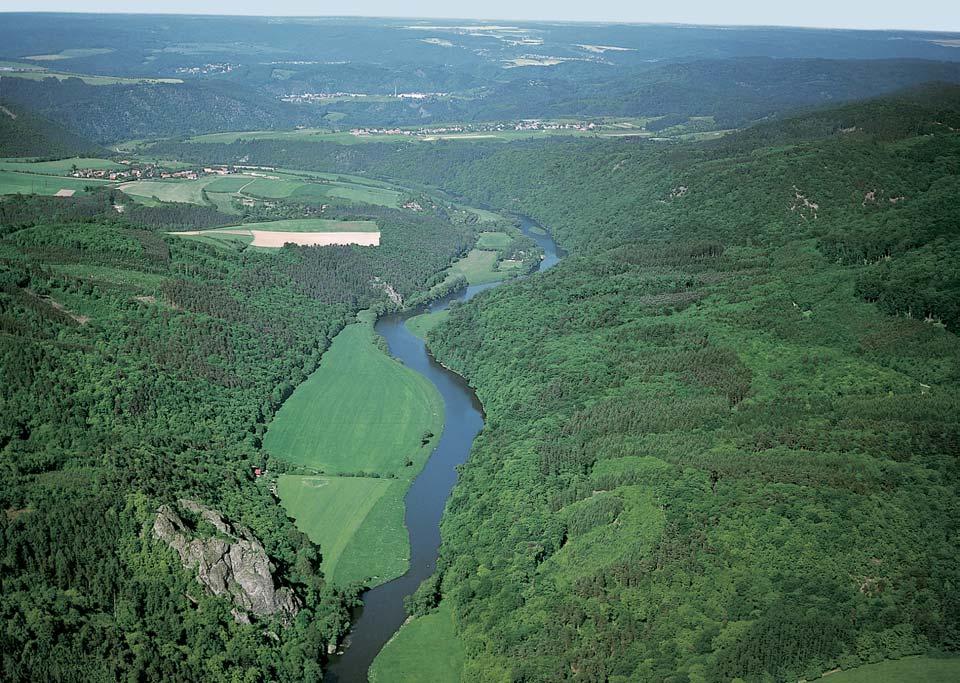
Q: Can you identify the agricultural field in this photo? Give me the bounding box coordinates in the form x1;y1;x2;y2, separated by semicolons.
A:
448;248;524;285
23;48;116;61
0;157;124;174
118;170;403;209
264;318;443;475
475;231;512;250
369;601;465;683
276;475;409;586
823;657;960;683
170;218;381;249
268;315;443;587
0;169;111;195
0;70;182;85
117;177;219;204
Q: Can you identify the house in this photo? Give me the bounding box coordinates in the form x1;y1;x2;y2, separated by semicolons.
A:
253;467;263;478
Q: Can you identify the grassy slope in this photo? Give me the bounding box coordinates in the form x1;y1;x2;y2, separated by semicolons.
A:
825;657;960;682
239;218;378;232
0;157;123;174
450;248;522;285
0;169;111;195
369;601;465;683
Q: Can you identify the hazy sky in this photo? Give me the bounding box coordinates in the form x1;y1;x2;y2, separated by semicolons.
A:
1;1;959;32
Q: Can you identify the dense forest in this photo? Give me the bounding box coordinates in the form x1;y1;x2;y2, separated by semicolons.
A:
389;86;960;681
0;186;473;680
0;100;105;158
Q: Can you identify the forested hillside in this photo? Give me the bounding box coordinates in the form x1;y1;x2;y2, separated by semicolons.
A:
0;100;105;158
397;87;960;680
0;189;472;680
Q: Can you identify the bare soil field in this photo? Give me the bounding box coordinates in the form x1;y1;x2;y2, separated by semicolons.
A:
173;228;380;247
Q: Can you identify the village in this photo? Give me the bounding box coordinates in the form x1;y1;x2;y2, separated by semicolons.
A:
69;161;255;182
347;118;598;138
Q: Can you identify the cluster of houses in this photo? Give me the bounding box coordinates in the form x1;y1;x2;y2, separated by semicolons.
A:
175;63;235;75
69;162;238;182
281;90;448;104
348;119;598;138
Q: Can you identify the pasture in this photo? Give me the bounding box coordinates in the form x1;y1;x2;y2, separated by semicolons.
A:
263;319;443;475
824;657;960;683
0;158;124;175
0;169;111;196
369;601;465;683
277;475;409;586
118;177;219;204
476;231;512;250
0;70;182;85
119;171;402;209
449;248;524;285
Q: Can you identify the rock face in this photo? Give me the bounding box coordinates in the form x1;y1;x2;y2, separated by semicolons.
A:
153;499;300;624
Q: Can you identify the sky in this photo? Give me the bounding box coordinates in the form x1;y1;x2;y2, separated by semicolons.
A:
0;1;958;33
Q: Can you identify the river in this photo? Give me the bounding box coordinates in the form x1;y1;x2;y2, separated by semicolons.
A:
323;216;562;681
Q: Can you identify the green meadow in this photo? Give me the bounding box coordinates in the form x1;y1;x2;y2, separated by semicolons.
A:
276;475;409;585
476;231;512;250
449;248;524;285
267;315;443;587
824;657;960;683
405;309;450;339
264;319;442;475
369;601;465;683
0;157;124;174
118;177;219;204
0;169;111;195
235;218;378;232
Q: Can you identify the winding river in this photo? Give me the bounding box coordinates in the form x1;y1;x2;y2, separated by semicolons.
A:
323;217;562;682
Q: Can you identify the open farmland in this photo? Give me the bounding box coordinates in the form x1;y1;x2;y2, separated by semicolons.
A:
268;315;443;588
264;318;443;474
170;218;380;248
118;177;219;204
276;475;409;586
0;169;111;195
0;157;124;174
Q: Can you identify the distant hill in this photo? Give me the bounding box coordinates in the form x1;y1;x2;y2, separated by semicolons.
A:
0;99;106;158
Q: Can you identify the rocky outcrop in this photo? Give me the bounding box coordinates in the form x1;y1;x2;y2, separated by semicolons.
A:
153;499;300;624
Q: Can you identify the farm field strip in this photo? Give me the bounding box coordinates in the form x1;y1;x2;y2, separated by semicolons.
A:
0;169;112;196
266;317;443;588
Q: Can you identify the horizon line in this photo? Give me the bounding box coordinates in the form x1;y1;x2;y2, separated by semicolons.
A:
0;10;958;35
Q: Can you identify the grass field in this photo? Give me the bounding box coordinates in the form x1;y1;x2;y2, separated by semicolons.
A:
823;657;960;683
0;71;181;85
24;48;115;60
239;218;378;232
264;318;443;475
0;170;111;196
476;231;512;250
369;601;465;683
449;248;524;285
118;177;219;204
277;475;409;585
269;315;443;587
405;309;450;339
0;158;124;175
